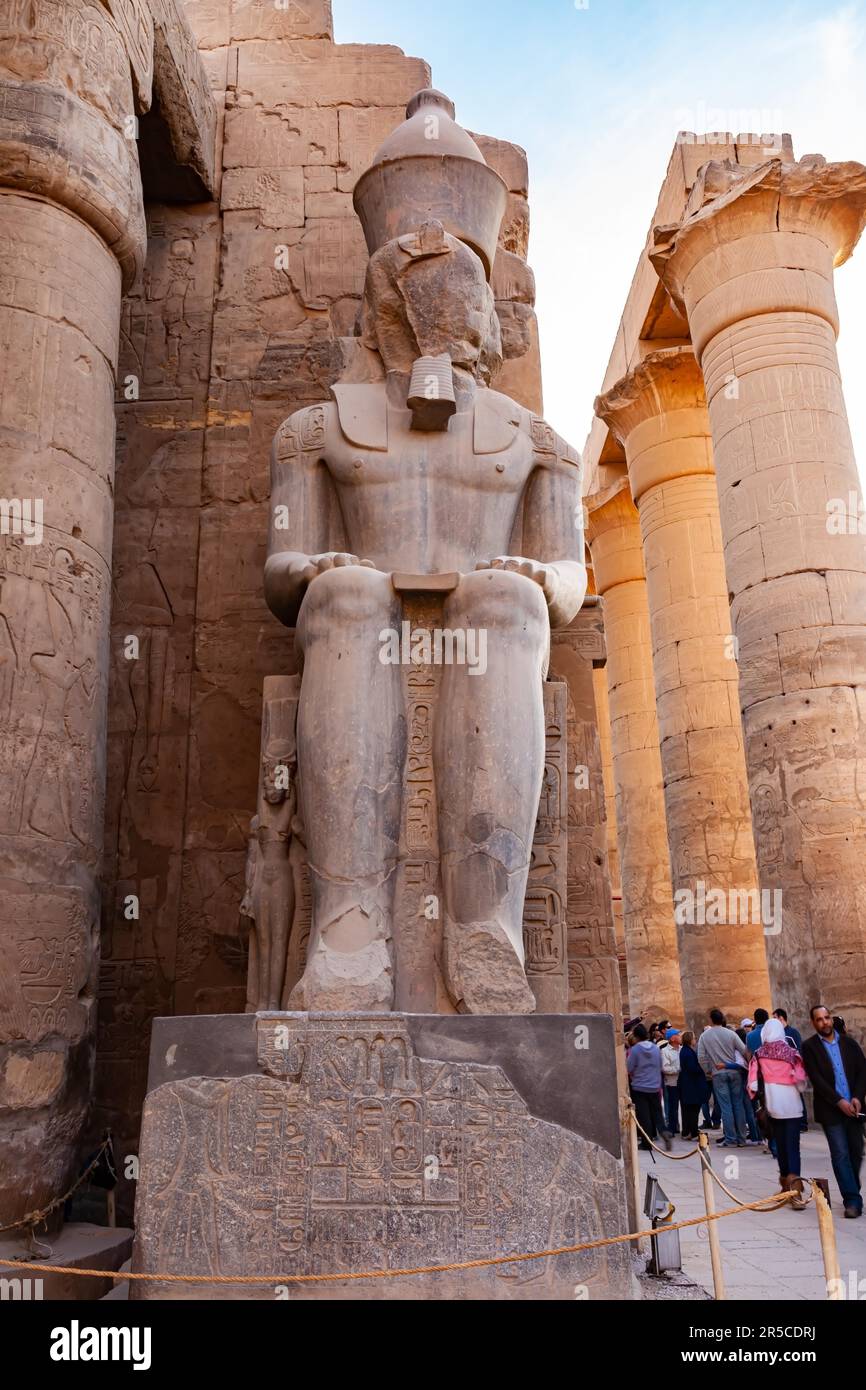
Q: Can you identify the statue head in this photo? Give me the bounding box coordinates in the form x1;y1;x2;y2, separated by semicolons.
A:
262;753;296;805
261;693;298;803
359;221;502;416
353;89;507;280
353;89;507;428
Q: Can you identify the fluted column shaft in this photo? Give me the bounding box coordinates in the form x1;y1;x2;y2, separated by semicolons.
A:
0;0;148;1226
597;349;770;1034
653;157;866;1036
588;484;684;1022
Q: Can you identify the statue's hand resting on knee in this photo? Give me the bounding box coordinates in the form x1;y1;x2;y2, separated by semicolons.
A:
474;556;587;631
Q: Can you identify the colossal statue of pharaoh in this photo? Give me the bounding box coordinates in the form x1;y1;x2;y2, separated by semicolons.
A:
263;91;587;1016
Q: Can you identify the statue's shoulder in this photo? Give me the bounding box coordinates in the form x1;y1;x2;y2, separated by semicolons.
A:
526;411;581;470
473;387;526;455
274;402;335;458
330;378;388;452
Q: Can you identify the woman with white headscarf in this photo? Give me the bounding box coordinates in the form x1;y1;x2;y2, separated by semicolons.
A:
748;1017;809;1209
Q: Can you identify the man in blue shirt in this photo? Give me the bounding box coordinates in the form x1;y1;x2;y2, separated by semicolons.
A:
774;1008;802;1051
627;1024;672;1152
802;1006;866;1218
746;1009;770;1057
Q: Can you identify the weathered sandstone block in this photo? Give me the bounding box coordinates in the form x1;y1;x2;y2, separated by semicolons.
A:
131;1011;633;1299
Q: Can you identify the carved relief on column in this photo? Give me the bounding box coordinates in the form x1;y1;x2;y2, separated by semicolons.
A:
521;682;570;1013
592;660;628;1010
596;348;770;1033
652;158;866;1035
0;0;148;282
550;613;624;1020
0;0;149;1227
586;481;684;1022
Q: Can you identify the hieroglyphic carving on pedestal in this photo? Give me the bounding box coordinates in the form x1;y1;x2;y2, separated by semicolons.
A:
132;1013;630;1299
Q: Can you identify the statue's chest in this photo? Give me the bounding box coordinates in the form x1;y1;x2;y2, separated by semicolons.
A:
329;421;532;497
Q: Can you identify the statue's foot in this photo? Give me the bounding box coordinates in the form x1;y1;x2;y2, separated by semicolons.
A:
288;938;394;1012
443;918;536;1014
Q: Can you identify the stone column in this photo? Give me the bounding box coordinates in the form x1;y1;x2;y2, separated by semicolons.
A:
587;482;684;1022
0;0;148;1227
652;157;866;1036
597;349;770;1032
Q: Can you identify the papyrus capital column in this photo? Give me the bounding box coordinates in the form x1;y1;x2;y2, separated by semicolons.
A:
597;348;770;1032
652;157;866;1036
587;481;684;1022
0;0;149;1227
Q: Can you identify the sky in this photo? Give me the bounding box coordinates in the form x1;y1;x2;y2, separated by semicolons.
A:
334;0;866;479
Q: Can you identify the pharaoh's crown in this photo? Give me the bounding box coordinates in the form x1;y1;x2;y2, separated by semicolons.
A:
352;89;508;280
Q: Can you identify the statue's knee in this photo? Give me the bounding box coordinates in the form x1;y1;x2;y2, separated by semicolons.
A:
450;568;549;638
298;566;395;648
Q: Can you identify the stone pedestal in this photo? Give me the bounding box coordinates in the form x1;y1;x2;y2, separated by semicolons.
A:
131;1011;634;1300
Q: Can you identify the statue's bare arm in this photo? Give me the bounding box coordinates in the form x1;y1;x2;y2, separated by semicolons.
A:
476;421;587;629
264;406;372;627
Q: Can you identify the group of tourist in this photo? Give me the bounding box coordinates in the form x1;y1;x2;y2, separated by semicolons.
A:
625;1004;866;1218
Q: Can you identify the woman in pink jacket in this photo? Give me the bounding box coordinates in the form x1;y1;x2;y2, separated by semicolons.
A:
748;1018;809;1209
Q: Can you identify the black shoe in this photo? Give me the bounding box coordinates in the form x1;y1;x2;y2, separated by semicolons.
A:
843;1206;862;1219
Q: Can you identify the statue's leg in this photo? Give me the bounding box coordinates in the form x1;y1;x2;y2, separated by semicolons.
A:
261;846;293;1010
289;567;403;1010
245;927;258;1013
435;569;547;1014
253;857;271;1011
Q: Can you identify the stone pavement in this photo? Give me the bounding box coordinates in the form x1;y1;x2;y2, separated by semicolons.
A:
638;1130;865;1300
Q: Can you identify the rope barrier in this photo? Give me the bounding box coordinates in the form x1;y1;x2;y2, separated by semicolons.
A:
629;1108;814;1212
0;1190;796;1286
632;1117;701;1160
0;1109;827;1294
